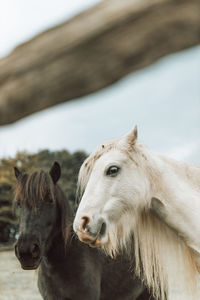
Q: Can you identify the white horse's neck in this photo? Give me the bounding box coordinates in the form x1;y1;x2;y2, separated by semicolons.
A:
157;154;200;190
139;144;200;255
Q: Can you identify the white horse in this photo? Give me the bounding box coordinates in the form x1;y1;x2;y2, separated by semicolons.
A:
73;126;200;300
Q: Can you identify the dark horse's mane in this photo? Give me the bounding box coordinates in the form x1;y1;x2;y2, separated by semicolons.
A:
14;169;72;245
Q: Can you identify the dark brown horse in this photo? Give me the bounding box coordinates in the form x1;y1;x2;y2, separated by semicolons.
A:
14;162;154;300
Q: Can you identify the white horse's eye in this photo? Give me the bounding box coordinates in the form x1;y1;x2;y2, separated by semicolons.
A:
106;166;120;177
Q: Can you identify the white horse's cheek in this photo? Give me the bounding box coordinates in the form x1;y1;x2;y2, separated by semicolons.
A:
118;177;149;208
103;198;118;214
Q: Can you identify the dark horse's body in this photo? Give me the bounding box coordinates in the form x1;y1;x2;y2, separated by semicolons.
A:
14;162;153;300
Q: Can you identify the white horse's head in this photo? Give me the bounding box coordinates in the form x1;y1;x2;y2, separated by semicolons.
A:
73;126;151;252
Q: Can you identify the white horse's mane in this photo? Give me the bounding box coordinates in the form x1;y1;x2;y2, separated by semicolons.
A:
77;140;200;299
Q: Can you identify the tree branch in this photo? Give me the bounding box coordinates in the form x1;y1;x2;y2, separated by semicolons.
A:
0;0;200;125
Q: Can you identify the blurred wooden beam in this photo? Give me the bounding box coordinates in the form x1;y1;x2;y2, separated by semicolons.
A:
0;0;200;125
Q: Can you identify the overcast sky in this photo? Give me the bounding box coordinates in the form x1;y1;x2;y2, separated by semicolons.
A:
0;0;199;165
0;0;100;58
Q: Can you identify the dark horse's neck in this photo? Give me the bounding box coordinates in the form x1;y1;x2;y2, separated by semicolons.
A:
44;185;74;262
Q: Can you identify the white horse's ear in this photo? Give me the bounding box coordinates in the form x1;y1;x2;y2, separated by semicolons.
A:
150;197;166;219
125;125;138;147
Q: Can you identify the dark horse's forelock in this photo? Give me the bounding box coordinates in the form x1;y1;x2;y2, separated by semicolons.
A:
14;170;55;208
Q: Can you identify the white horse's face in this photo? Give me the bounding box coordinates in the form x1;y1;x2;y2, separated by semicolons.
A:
73;132;150;252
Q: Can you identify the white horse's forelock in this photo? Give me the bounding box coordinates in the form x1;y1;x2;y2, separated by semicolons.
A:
77;139;199;300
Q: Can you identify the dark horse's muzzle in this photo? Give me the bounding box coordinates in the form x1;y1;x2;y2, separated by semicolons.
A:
15;234;41;270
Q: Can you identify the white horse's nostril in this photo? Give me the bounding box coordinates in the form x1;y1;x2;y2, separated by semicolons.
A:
80;216;91;232
99;222;106;236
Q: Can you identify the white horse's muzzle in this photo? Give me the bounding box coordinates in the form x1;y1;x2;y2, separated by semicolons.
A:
73;214;107;247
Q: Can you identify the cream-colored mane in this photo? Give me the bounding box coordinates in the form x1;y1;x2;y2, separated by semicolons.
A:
77;133;200;300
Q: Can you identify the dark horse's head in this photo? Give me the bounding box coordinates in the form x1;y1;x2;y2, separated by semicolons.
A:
14;162;71;270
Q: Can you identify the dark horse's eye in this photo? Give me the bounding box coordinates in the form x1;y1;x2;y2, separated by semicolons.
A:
44;192;53;204
106;166;120;177
46;196;53;204
16;200;21;208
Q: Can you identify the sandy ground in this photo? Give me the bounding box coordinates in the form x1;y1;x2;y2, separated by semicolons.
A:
1;250;200;300
0;250;42;300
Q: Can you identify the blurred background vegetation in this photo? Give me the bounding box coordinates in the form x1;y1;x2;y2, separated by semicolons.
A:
0;150;87;245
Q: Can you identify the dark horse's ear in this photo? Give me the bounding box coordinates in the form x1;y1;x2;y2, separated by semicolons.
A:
50;161;61;184
14;167;21;179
